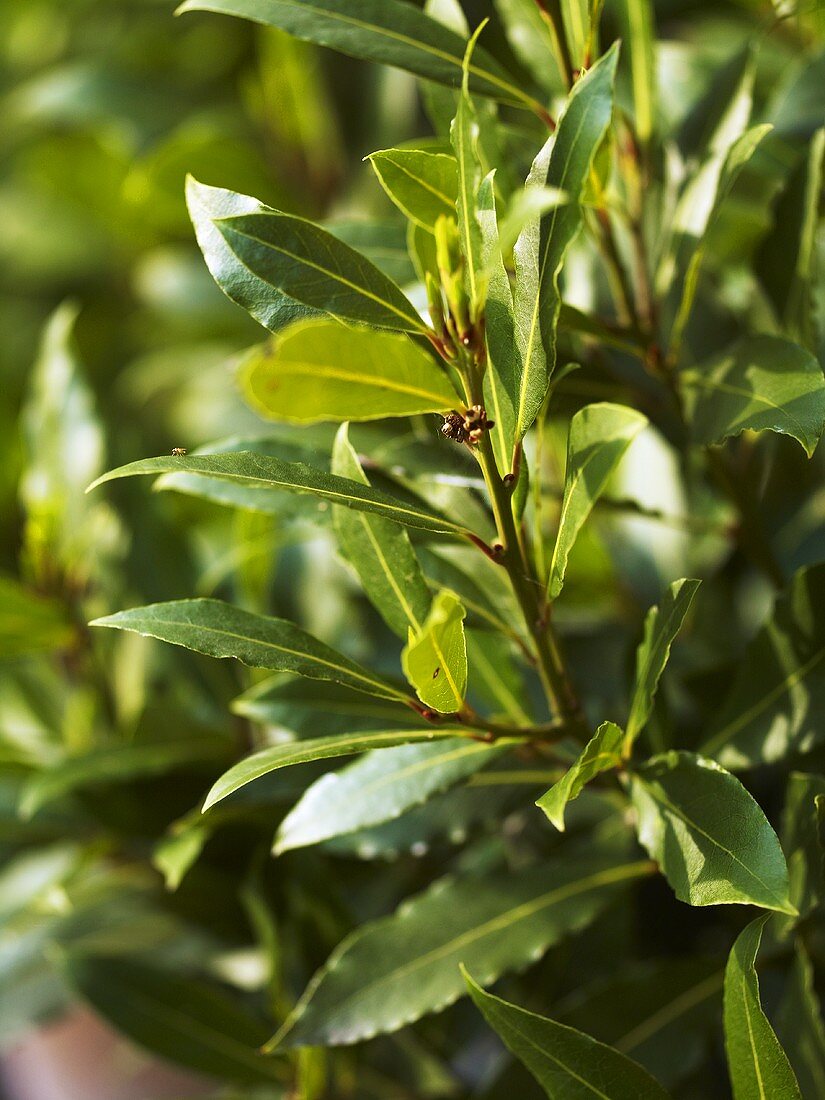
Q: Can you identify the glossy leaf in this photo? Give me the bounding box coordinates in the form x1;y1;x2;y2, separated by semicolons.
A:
537;721;624;831
625;579;701;751
464;970;670;1100
512;46;619;443
402;589;468;713
268;852;652;1048
88;452;471;538
62;954;285;1085
332;426;432;638
630;751;795;914
548;403;647;599
177;0;540;111
723;917;802;1100
212;209;426;333
368;148;458;231
91;599;409;702
681;336;825;458
274;737;509;853
703;564;825;769
202;730;485;811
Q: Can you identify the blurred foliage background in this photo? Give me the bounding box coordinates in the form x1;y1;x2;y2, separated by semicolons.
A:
0;0;823;1097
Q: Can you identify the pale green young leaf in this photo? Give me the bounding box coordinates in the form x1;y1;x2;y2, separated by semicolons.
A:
560;0;591;74
177;0;542;111
268;852;652;1048
213;209;426;333
332;425;432;639
274;737;510;853
777;945;825;1100
756;128;824;351
203;729;475;811
630;751;795;914
723;917;802;1100
368;148;458;232
402;589;468;713
494;0;565;94
513;46;619;444
625;579;701;750
241;321;459;424
451;27;486;314
186;176;321;333
537;721;624;831
681;336;825;458
702;564;825;769
615;0;656;146
463;970;670;1100
88;452;471;538
91;599;409;703
548;403;647;599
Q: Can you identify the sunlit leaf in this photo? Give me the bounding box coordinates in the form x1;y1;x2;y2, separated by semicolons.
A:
537;721;624;831
402;589;468;713
368;148;458;231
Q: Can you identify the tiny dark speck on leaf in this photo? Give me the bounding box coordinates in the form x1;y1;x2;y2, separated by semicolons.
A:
432;667;440;679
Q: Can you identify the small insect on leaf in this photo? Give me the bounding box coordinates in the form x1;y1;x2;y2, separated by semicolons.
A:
171;447;187;457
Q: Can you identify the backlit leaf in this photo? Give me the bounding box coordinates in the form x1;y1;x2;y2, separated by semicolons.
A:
368;148;458;231
402;589;468;713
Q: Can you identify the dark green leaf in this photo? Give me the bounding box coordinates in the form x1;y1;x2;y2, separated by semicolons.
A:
630;751;795;914
723;917;802;1100
537;721;624;831
703;564;825;768
91;598;409;702
781;772;825;918
776;945;825;1100
269;852;652;1048
464;969;670;1099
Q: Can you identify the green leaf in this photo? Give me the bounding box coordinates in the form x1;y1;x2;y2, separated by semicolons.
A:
548;403;647;599
402;589;468;713
625;579;701;750
466;628;533;725
274;737;508;853
62;954;285;1086
91;598;409;702
268;852;652;1048
782;772;825;918
186;177;320;333
332;425;432;639
463;970;670;1100
630;751;795;914
702;564;825;769
537;721;624;831
368;148;458;231
241;321;458;425
777;945;825;1100
212;209;426;333
756;128;825;351
451;31;486;315
20;738;231;819
559;0;591;74
88;452;471;538
723;917;802;1100
495;0;565;94
203;729;479;811
681;336;825;458
177;0;541;111
615;0;656;146
0;575;74;658
512;45;619;443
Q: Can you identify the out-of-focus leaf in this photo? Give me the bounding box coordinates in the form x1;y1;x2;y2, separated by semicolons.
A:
241;321;458;424
154;819;211;892
616;0;656;146
548;403;647;599
703;564;825;769
782;772;825;919
268;852;652;1048
756;128;824;351
559;0;592;76
89;453;471;538
494;0;564;94
464;970;670;1099
776;945;825;1100
537;721;624;831
20;738;232;819
332;425;432;639
62;954;286;1086
512;46;619;444
402;589;468;713
723;917;802;1100
681;336;825;458
0;576;74;658
274;737;507;853
177;0;541;111
625;579;700;751
630;751;795;914
466;628;532;725
368;149;458;231
202;729;482;811
91;599;409;701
